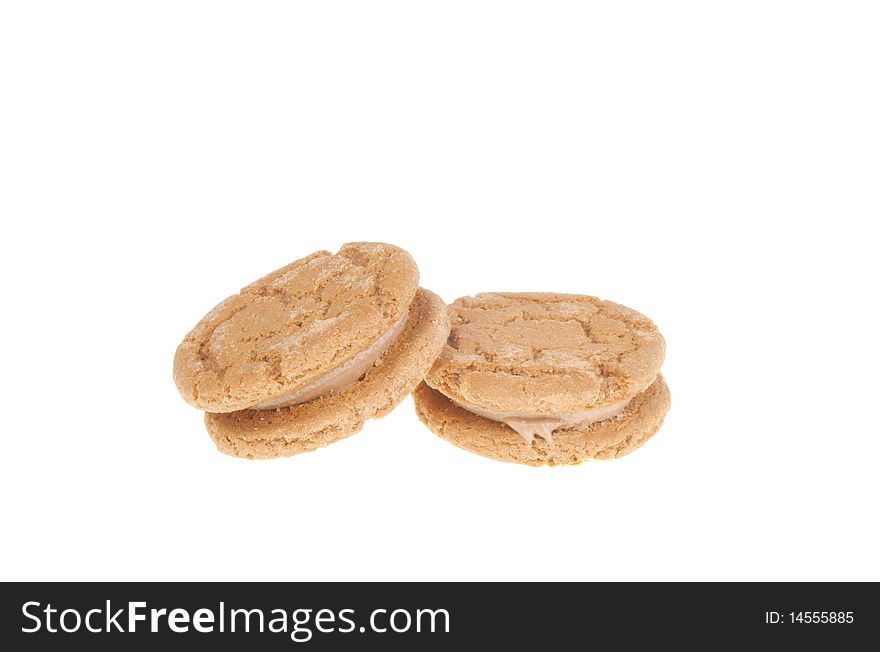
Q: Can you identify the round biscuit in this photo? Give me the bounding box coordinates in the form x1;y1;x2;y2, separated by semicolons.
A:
414;375;670;466
426;292;665;414
174;242;419;413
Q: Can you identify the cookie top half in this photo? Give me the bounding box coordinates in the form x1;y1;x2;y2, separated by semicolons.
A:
174;242;419;412
425;293;665;415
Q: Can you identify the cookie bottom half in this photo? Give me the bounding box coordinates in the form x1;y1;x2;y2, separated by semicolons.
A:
413;375;670;466
206;288;450;459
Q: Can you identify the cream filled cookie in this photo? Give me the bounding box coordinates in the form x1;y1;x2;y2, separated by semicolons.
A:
414;292;670;466
173;242;450;459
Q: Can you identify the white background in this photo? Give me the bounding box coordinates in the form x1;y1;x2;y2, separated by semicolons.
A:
1;2;878;581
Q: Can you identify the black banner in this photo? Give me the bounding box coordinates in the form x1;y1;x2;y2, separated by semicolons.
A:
1;582;875;649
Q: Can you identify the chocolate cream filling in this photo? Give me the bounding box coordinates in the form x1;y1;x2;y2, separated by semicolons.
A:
249;310;409;410
449;397;631;445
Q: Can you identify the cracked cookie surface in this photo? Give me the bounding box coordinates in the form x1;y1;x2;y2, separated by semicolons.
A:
174;242;419;413
425;292;665;414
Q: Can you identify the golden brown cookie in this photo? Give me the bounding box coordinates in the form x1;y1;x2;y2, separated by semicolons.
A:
174;242;419;413
173;243;450;459
414;376;670;466
415;292;670;466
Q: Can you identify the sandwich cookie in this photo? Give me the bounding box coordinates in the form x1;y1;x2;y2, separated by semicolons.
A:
173;242;450;459
414;293;670;466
